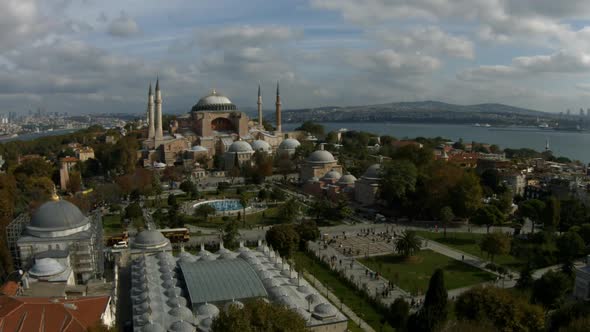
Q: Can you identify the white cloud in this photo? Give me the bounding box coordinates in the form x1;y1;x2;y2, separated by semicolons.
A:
107;12;140;37
350;49;441;76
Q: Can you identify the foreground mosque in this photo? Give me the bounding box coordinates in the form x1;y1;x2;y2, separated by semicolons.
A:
141;80;286;167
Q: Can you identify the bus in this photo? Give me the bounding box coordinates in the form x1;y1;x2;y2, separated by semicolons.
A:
160;228;190;243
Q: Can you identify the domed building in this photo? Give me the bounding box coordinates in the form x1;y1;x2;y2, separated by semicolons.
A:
224;140;255;171
355;164;382;206
132;229;171;252
300;147;343;183
7;199;103;284
277;138;300;157
251;140;272;153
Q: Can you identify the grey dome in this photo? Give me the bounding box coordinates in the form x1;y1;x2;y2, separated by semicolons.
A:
169;320;195;332
224;301;244;312
363;164;382;179
305;293;322;305
338;173;357;185
322;169;342;181
169;306;194;320
167;296;188;307
29;200;88;233
29;258;66;277
313;303;337;319
141;322;165;332
133;230;169;249
228;140;253;153
296;285;313;294
198;317;213;330
295;307;311;320
193;90;237;111
197;303;219;317
307;150;336;163
279;138;301;150
251;140;272;152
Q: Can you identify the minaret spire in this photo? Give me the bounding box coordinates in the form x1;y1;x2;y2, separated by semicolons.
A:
154;77;163;143
147;83;155;139
257;82;263;130
275;81;282;133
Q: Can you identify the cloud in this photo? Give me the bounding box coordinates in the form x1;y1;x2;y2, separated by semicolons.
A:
350;49;441;76
376;26;474;59
107;12;140;37
458;51;590;81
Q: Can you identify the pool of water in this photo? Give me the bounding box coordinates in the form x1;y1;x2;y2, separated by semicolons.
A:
193;199;243;213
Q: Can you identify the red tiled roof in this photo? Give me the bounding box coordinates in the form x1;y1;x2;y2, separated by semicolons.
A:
0;295;109;332
0;282;18;296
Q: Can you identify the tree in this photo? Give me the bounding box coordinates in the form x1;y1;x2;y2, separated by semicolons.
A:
480;169;501;193
167;193;177;208
439;206;454;237
278;198;301;223
516;264;534;289
472;205;504;233
179;180;198;199
295;220;320;250
542;196;560;232
455;286;545;332
518;199;545;234
578;223;590;245
239;192;250;227
194;204;216;221
479;231;510;262
395;230;422;257
451;171;483;220
125;202;142;219
420;268;448;331
295;121;325;138
265;224;300;258
556;231;584;276
531;271;571;310
548;301;590;332
379;160;418;209
222;221;240;250
211;298;307;332
388;298;409;330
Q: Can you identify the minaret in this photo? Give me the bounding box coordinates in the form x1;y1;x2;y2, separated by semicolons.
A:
147;83;155;139
257;83;263;129
275;81;282;133
154;78;163;143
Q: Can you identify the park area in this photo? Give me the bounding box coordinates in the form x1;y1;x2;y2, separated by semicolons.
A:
415;230;525;269
360;250;495;295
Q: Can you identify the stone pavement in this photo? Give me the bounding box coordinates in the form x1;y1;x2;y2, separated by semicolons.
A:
302;271;375;332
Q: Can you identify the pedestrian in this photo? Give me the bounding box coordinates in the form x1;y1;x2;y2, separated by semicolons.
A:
462;255;464;261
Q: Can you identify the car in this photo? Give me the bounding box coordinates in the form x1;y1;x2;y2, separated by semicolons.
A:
113;241;128;249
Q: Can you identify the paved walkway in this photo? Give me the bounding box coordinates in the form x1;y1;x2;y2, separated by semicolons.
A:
302;271;375;332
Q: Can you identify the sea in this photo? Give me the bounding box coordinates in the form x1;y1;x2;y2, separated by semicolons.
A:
283;122;590;164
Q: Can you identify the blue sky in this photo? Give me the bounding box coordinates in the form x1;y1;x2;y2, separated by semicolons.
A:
2;0;590;115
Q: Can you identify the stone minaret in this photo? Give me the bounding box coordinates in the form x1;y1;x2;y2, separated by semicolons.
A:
257;83;263;129
275;81;282;133
147;83;155;139
154;78;163;143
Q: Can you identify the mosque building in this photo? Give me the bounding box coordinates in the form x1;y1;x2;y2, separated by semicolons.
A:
299;146;343;183
141;80;288;167
354;163;382;206
129;229;348;332
6;196;104;284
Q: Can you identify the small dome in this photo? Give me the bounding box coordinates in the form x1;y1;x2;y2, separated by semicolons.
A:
295;307;311;320
305;293;322;305
141;322;165;332
191;145;208;152
279;138;301;150
133;230;169;249
363;164;382;180
197;303;220;317
167;296;188;307
169;306;194;321
322;169;342;181
198;317;213;331
314;303;337;316
165;287;183;298
29;258;66;277
169;321;195;332
296;285;313;294
263;278;282;288
307;150;336;164
28;200;89;236
278;295;298;308
251;140;272;152
337;173;357;185
224;301;244;312
228;140;253;153
269;286;289;298
259;270;275;280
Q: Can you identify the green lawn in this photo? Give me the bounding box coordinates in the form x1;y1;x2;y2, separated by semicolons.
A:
293;252;394;332
360;250;494;295
183;205;283;229
415;231;525;270
102;214;123;235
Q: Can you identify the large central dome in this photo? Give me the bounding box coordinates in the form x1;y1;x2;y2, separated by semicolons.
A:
192;89;237;112
27;200;90;238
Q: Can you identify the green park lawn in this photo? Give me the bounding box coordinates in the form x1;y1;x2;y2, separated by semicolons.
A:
293;252;393;332
360;250;494;295
102;214;123;235
414;231;525;270
183;205;282;229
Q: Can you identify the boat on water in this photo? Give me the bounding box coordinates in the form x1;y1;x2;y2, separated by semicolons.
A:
473;123;492;127
0;133;18;140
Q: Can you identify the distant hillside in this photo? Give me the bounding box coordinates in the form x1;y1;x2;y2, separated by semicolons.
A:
280;101;554;125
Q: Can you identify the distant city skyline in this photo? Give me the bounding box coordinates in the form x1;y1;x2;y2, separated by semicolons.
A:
2;0;590;114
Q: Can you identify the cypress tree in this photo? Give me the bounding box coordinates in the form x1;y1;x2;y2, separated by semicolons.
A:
421;268;448;331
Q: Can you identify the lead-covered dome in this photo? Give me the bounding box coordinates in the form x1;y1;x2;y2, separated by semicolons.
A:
28;200;90;237
251;140;271;152
192;90;237;112
363;164;382;180
307;150;336;164
338;173;357;185
278;138;300;150
322;169;342;181
228;140;253;153
29;258;66;277
133;230;170;250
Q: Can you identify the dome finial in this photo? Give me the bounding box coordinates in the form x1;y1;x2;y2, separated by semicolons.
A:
212;88;216;95
50;184;59;201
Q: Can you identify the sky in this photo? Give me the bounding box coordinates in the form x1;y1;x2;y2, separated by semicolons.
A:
2;0;590;115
